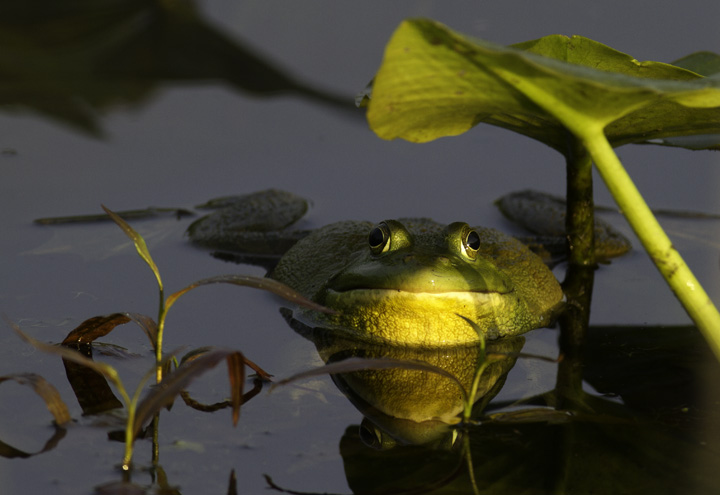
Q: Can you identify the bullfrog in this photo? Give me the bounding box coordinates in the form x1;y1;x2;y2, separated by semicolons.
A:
270;218;562;346
187;190;568;346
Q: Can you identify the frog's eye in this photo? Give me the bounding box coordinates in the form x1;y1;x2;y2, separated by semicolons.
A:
368;222;391;255
462;227;481;260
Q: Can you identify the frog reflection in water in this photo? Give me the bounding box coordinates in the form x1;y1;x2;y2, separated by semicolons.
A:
186;189;615;347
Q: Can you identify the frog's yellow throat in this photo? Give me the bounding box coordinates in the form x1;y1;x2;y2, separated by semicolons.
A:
318;288;535;346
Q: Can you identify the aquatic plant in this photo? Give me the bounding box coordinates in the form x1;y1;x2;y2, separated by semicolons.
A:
363;19;720;358
100;205;329;383
5;206;330;471
6;319;248;470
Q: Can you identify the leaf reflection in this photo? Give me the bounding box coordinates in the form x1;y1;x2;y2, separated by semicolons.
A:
0;0;356;135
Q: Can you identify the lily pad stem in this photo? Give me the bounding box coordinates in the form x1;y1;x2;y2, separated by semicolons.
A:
564;136;595;267
583;128;720;359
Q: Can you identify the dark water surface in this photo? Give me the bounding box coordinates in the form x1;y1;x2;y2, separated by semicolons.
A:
1;1;720;493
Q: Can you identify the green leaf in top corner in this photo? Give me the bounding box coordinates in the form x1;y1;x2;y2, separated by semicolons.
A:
366;19;720;153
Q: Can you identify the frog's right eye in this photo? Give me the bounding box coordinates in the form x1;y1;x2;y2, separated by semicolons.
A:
368;222;391;255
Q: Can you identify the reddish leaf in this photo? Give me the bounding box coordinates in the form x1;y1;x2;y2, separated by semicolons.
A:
226;352;245;426
60;312;159;352
133;348;257;437
61;314;131;345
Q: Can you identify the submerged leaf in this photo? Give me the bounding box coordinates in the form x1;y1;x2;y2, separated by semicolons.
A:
0;373;72;426
61;344;124;415
188;189;310;254
495;190;631;259
181;377;265;413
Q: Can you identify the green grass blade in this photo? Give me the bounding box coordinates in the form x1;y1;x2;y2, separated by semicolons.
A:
102;205;163;294
165;274;336;314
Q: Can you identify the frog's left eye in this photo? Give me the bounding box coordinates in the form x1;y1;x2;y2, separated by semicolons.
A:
462;227;481;260
368;222;391;255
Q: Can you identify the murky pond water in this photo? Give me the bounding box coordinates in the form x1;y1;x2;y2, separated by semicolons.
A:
2;1;720;493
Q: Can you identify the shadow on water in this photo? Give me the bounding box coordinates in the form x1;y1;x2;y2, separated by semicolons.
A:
0;0;357;137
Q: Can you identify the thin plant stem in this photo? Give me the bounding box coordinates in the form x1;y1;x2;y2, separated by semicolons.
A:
463;433;481;495
123;408;136;470
463;362;489;423
152;413;160;467
121;366;159;470
106;381;134;470
583;128;720;359
463;336;487;422
155;307;166;383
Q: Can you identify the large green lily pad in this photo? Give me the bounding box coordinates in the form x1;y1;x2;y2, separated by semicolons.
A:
366;19;720;153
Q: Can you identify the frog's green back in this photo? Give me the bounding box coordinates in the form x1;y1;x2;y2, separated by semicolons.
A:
271;220;373;298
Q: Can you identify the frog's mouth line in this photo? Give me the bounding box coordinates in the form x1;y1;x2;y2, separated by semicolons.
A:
325;288;506;305
327;288;505;297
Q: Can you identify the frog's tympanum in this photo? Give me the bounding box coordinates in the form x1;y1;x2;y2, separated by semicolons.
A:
271;218;563;346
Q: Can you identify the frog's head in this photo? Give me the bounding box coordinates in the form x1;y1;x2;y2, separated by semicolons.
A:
326;219;514;300
317;219;552;345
